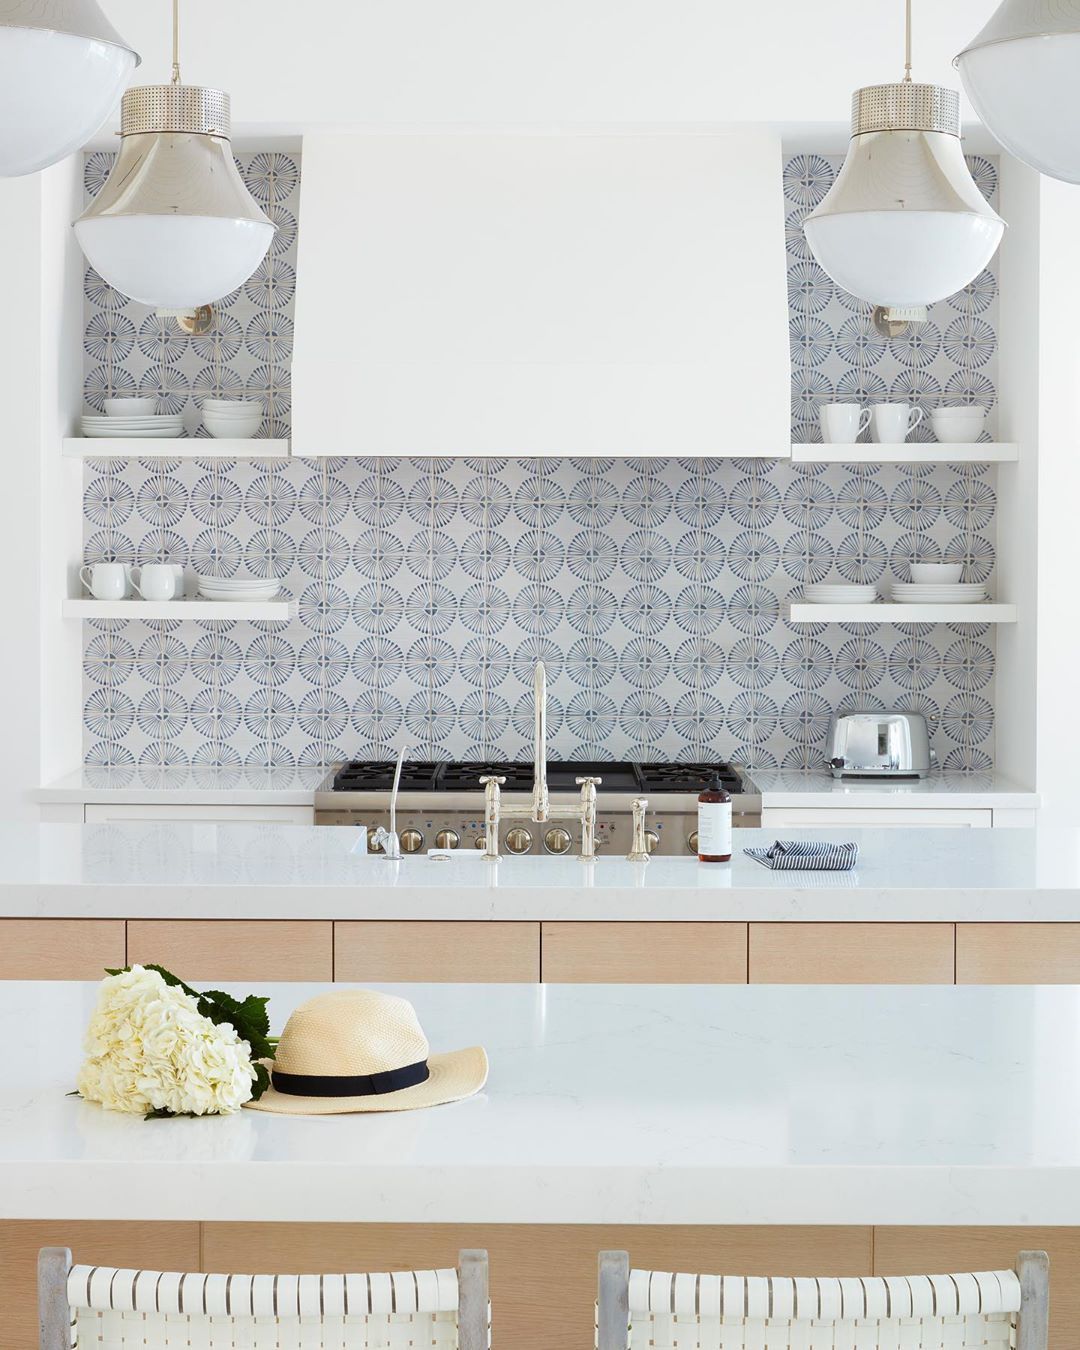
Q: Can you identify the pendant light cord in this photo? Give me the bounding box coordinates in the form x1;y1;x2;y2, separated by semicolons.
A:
903;0;912;81
170;0;180;83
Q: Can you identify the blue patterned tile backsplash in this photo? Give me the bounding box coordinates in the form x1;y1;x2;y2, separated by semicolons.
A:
80;151;1000;772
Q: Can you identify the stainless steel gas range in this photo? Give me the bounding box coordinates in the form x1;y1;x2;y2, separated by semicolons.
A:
314;760;761;856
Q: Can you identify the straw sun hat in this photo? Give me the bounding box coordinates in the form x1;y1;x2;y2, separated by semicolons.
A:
245;989;489;1115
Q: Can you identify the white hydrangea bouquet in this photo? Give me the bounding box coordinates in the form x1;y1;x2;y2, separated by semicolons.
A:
75;964;274;1118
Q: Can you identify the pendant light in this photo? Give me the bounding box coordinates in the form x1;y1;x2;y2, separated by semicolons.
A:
804;0;1005;310
74;0;273;309
0;0;138;176
956;0;1080;183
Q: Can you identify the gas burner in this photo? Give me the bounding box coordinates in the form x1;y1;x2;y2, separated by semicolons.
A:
331;761;441;792
438;763;535;792
637;762;743;794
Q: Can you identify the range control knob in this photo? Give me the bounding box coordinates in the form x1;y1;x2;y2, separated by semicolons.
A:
400;828;424;854
435;829;460;849
688;830;699;854
367;832;383;853
544;827;572;855
644;829;660;854
505;827;533;854
473;835;487;850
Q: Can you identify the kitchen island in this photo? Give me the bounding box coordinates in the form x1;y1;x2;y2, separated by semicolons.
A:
3;980;1080;1348
3;821;1080;985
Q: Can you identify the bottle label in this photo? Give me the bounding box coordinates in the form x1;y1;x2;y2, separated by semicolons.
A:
698;800;732;858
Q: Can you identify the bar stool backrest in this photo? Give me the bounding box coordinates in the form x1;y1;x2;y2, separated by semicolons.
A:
39;1247;490;1350
596;1251;1050;1350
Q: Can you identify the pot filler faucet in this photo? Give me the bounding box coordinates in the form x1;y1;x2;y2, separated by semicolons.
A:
480;661;600;861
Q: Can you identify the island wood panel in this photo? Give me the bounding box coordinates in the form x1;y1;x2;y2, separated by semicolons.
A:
334;921;540;982
749;922;956;983
1;1221;199;1350
204;1223;873;1350
0;919;126;979
875;1228;1080;1350
956;924;1080;983
541;922;748;983
126;920;333;981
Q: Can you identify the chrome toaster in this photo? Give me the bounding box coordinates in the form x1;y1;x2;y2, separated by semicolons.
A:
826;712;932;778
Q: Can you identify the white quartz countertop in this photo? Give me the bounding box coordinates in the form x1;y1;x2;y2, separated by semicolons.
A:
33;765;1039;809
3;979;1079;1224
2;822;1080;921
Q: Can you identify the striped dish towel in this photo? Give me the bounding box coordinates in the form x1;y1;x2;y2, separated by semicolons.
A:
744;839;858;870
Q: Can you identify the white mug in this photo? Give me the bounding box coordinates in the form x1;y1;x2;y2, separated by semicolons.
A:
79;562;129;600
871;402;924;443
131;563;179;601
820;403;872;444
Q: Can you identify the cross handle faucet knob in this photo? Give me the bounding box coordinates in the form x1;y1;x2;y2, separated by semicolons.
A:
575;776;603;786
480;775;506;785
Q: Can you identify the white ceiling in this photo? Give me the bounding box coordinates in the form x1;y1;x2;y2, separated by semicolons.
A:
101;0;1000;136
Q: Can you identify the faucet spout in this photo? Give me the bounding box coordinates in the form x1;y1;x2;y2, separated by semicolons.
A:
533;660;549;822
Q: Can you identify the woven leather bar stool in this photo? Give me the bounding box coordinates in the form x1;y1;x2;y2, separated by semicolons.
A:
597;1249;1049;1350
38;1246;489;1350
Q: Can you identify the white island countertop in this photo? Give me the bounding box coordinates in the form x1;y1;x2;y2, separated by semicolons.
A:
1;821;1080;921
3;979;1079;1225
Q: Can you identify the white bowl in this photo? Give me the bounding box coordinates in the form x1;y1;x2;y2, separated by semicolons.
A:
910;563;963;584
104;397;156;416
203;413;261;440
931;407;985;443
201;398;262;412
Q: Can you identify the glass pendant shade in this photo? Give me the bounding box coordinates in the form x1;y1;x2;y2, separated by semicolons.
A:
0;0;137;176
956;0;1080;183
804;84;1005;308
74;85;274;308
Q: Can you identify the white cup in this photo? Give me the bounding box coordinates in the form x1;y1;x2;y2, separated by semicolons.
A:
820;403;871;444
131;563;179;601
80;562;129;600
871;402;924;444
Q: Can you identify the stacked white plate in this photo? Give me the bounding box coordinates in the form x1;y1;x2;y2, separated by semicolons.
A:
801;583;877;604
81;413;184;439
890;582;988;605
195;574;281;602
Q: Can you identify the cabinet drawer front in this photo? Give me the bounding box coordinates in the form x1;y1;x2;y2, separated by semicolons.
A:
542;922;747;983
761;808;992;828
127;920;333;981
749;923;955;984
0;920;125;980
957;923;1080;983
334;922;540;982
84;805;314;823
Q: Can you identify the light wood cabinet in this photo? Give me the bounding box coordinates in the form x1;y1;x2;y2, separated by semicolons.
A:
749;922;955;984
334;921;540;982
542;922;748;983
205;1223;872;1350
127;920;333;981
875;1227;1080;1350
0;1221;199;1350
0;919;125;979
957;924;1080;983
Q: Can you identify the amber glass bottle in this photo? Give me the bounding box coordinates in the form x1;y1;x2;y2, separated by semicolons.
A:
697;777;733;862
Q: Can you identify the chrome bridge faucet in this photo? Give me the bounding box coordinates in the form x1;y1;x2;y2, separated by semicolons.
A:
480;661;600;861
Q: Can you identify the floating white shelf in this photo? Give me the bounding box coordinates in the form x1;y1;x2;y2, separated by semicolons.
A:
787;602;1017;624
63;438;290;459
63;597;293;621
790;442;1018;464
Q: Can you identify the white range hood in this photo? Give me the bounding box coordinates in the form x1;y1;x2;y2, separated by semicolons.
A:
292;129;789;457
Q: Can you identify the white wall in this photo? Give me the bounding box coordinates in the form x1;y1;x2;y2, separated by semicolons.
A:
98;0;996;132
1032;176;1080;823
